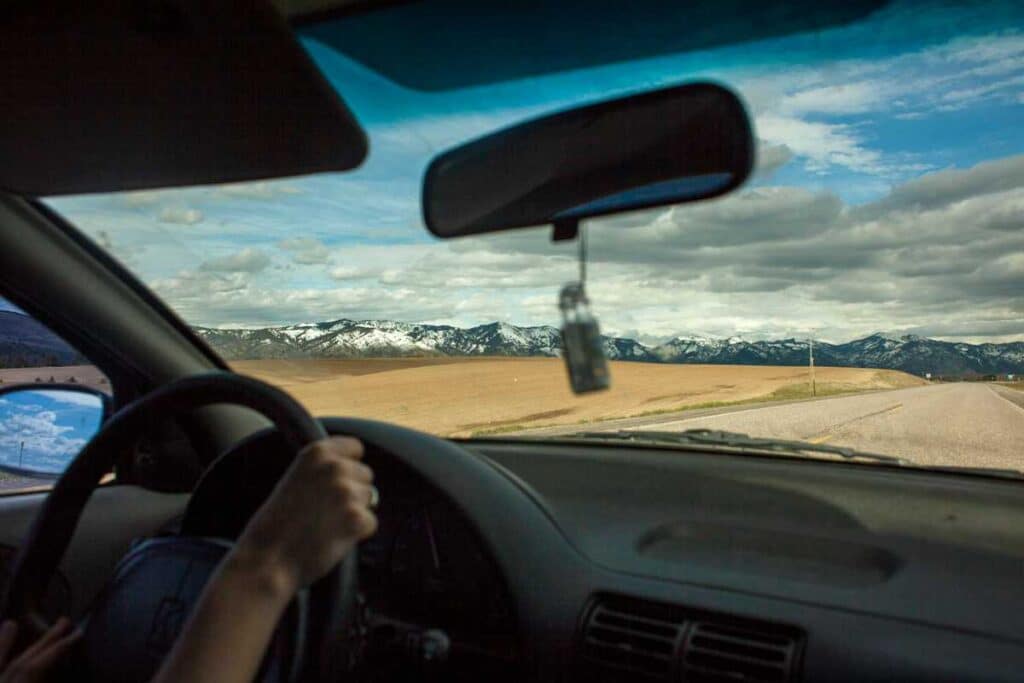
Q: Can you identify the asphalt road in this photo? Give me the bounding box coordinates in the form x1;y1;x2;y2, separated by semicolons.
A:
621;383;1024;469
526;383;1024;471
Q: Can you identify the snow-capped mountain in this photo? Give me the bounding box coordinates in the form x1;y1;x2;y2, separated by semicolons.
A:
195;318;658;362
653;333;1024;375
193;320;1024;376
196;319;564;360
653;335;811;365
830;334;1024;376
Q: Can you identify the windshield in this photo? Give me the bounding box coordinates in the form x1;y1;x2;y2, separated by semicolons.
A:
42;0;1024;470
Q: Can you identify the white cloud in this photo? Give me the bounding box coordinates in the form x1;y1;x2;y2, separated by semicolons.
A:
754;143;795;178
860;153;1024;216
210;181;303;200
755;115;882;175
736;31;1024;176
329;265;373;280
158;207;204;225
941;74;1024;105
33;390;103;409
778;82;886;115
198;248;271;273
278;237;331;265
0;404;86;473
38;30;1024;345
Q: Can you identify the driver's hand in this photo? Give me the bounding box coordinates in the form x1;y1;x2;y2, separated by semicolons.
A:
233;437;378;595
0;618;81;683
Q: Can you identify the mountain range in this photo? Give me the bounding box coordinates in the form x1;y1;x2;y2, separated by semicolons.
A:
0;311;87;368
193;319;1024;377
1;309;1020;376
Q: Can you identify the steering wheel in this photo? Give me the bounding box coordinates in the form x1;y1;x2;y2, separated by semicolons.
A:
0;372;359;682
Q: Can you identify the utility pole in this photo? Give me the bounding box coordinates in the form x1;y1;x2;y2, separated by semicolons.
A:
19;441;24;468
809;338;816;397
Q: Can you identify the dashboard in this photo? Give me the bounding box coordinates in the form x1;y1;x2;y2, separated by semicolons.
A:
191;419;1024;681
463;438;1024;682
357;451;518;676
361;499;513;631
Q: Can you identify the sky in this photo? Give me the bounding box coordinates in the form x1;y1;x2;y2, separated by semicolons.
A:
43;1;1024;345
0;390;103;475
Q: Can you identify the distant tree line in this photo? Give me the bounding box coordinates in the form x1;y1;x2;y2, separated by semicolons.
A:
0;344;87;369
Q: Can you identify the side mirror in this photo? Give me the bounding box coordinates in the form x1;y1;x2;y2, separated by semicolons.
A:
0;384;109;480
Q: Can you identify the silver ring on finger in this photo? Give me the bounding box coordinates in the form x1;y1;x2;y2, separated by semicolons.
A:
368;485;380;509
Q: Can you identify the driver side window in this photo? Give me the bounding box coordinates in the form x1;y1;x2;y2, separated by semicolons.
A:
0;299;110;492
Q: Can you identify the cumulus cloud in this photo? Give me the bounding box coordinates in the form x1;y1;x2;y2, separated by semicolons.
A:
0;403;87;472
198;248;270;273
278;237;330;265
754;143;795;178
756;115;883;175
329;265;373;280
152;270;250;299
777;81;886;116
859;154;1024;216
211;181;303;200
738;32;1024;177
153;281;461;328
33;391;103;409
158;207;204;225
392;152;1024;342
38;27;1024;345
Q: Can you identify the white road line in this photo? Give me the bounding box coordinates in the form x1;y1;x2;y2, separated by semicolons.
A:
988;385;1024;415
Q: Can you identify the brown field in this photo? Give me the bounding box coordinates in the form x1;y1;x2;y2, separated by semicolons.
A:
0;365;109;392
231;358;926;437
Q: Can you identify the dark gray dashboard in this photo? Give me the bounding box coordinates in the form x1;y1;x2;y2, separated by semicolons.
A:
464;439;1024;681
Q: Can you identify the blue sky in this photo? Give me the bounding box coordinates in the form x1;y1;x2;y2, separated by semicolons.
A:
0;390;103;474
44;1;1024;344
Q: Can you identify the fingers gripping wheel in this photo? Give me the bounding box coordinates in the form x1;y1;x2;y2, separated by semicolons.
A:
0;372;360;683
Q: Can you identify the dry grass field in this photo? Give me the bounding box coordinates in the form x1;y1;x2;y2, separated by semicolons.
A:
231;358;926;437
0;365;109;392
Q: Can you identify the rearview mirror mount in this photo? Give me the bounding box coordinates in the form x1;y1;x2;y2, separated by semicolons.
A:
422;81;754;396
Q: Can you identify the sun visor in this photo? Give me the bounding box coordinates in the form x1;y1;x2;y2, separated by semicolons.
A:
0;0;367;196
297;0;889;92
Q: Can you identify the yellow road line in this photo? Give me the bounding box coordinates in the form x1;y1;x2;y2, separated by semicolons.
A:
806;403;903;443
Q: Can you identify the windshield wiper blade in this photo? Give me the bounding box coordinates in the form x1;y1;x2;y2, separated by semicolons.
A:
566;428;913;465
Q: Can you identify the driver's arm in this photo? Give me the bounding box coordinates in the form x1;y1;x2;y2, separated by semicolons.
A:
152;437;377;683
0;617;81;683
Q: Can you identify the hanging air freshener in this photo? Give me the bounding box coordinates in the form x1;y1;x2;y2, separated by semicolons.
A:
559;225;610;394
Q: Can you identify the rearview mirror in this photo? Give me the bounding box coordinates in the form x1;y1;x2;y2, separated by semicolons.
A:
0;385;108;479
422;81;753;238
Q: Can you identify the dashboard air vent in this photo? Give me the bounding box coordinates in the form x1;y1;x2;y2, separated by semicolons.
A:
578;595;803;682
579;595;686;680
683;621;800;682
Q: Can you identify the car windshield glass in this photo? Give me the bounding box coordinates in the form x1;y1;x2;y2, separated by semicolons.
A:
42;0;1024;470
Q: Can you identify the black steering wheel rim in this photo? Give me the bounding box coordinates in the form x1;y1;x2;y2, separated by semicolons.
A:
0;371;355;682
